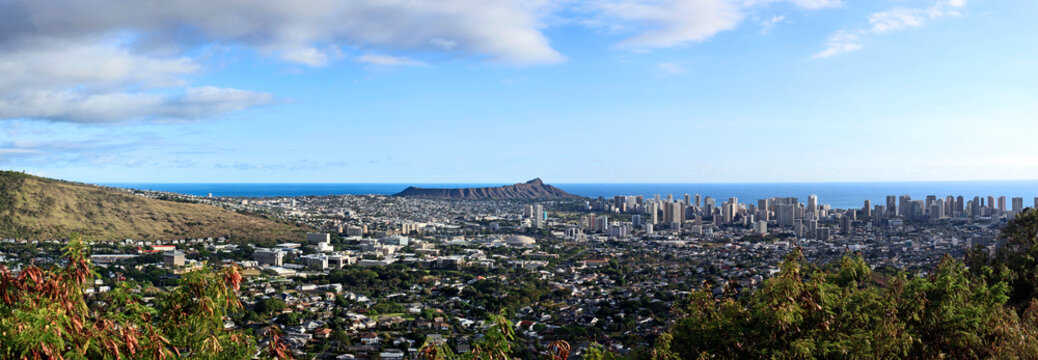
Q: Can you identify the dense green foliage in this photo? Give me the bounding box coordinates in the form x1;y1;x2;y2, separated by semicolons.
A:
968;208;1038;310
0;236;288;359
659;251;1038;359
651;210;1038;360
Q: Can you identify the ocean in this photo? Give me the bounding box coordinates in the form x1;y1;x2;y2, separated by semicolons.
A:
103;181;1038;209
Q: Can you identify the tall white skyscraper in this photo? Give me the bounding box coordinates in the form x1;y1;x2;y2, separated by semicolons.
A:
648;201;658;225
533;204;544;228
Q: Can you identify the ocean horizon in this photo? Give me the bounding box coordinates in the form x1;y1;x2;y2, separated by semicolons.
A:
104;180;1038;209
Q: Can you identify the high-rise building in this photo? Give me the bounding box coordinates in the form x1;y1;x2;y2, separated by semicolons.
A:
930;199;945;220
777;204;795;226
862;200;871;219
909;200;925;220
886;195;897;217
898;195;911;217
650;201;659;224
721;200;734;224
684;194;691;205
669;201;684;224
694;194;701;208
807;195;818;216
998;196;1007;213
1012;197;1023;212
533;204;545;228
662;202;673;225
754;221;768;235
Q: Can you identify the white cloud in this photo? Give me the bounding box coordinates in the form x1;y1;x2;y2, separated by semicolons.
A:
656;62;687;75
0;0;859;123
0;43;199;92
813;31;862;58
355;54;429;67
0;41;274;123
596;0;745;49
429;38;459;50
869;8;928;33
587;0;838;50
760;15;786;34
784;0;842;10
0;87;274;124
815;0;967;58
0;0;571;123
0;0;564;65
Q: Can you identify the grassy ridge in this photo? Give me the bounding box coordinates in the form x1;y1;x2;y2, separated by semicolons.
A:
0;171;306;242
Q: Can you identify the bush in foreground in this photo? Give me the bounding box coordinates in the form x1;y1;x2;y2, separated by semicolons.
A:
0;236;289;360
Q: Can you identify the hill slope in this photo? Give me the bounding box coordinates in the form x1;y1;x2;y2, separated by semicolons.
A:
0;171;305;242
394;178;580;200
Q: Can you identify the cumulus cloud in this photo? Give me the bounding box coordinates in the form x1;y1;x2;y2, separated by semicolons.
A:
815;0;967;58
0;42;276;124
0;0;564;66
587;0;838;50
0;43;199;92
0;87;274;124
0;0;568;123
356;54;429;67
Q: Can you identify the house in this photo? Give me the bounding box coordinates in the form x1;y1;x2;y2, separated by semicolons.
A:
359;332;380;346
313;328;332;339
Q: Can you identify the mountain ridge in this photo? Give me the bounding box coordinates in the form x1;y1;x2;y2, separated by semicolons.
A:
0;171;306;242
394;178;580;200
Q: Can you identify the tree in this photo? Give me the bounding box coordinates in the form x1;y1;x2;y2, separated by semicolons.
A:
665;249;1038;359
969;207;1038;310
0;236;292;359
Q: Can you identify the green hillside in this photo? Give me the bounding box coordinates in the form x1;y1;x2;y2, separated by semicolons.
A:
0;171;305;242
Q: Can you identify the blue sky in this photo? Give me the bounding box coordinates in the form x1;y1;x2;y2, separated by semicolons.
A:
1;0;1037;183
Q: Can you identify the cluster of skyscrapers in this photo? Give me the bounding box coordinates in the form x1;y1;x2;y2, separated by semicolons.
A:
575;192;1037;240
523;204;546;228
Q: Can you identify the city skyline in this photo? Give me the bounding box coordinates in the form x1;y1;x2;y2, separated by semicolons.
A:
3;0;1038;183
